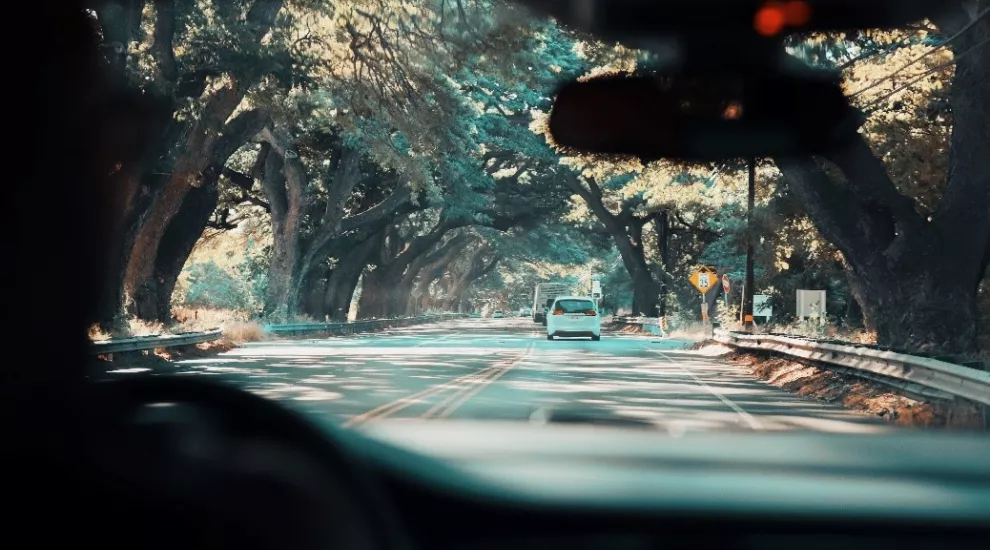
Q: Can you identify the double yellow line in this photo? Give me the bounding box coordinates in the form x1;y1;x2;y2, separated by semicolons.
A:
344;343;533;427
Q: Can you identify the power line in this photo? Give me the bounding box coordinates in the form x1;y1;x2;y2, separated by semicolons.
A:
861;36;989;111
849;8;988;98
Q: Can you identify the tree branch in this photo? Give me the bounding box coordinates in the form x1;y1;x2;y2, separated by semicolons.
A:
237;193;271;212
672;213;723;239
222;168;254;191
151;0;178;88
340;185;412;231
776;158;873;262
213;109;270;165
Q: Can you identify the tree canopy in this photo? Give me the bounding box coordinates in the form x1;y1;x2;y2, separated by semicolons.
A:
84;0;989;354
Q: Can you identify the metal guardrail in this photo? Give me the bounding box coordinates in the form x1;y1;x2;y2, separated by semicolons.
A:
88;314;466;354
713;329;990;406
88;328;223;355
264;313;467;337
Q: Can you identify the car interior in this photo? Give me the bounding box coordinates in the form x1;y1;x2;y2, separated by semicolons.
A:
10;0;990;548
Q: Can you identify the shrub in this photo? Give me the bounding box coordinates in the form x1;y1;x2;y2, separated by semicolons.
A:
183;261;256;312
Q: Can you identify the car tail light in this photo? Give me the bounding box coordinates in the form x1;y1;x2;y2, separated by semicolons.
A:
552;309;564;315
584;310;597;316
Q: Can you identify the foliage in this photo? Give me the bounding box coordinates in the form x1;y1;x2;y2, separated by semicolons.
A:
87;0;988;350
182;261;257;312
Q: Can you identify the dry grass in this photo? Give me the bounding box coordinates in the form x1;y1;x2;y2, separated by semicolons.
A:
761;317;877;344
87;318;168;340
221;320;265;343
729;352;984;430
173;307;265;344
88;307;266;345
669;327;709;341
173;307;247;331
87;324;111;341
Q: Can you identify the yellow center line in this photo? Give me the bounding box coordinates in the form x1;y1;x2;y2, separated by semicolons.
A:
342;365;499;428
434;343;535;419
419;364;504;418
344;342;535;427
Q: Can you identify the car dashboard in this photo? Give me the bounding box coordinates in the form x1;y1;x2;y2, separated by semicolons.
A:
344;421;990;549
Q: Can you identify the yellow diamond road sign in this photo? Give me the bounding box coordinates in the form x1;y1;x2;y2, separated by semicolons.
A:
689;266;717;294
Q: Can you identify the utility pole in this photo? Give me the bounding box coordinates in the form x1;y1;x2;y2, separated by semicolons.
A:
743;158;756;332
655;211;669;318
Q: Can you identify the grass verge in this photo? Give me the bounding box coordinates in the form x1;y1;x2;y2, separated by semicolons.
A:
724;350;984;430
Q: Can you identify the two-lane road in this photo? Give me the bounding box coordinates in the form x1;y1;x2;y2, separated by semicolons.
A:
155;318;890;434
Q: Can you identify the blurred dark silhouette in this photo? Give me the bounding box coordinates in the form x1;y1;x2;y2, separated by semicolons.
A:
6;1;175;544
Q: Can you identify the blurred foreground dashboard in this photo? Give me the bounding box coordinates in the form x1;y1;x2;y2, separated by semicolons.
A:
351;420;990;549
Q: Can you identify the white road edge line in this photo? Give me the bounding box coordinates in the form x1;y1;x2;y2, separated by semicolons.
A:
643;345;763;431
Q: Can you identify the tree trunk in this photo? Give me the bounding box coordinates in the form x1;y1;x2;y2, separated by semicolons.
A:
125;85;250;318
259;138;307;320
617;227;660;317
845;256;980;354
327;270;362;321
655;211;670;317
399;234;471;316
326;264;362;322
843;264;872;331
564;174;661;317
779;142;987;353
300;270;329;319
109;1;281;322
355;263;409;319
265;218;301;320
357;268;392;319
355;219;466;318
147;178;221;323
127;106;270;320
775;6;990;354
630;270;660;317
327;235;383;321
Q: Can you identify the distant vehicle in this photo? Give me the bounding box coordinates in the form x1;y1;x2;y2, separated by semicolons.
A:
546;296;600;341
492;310;504;319
532;283;569;325
519;307;532;317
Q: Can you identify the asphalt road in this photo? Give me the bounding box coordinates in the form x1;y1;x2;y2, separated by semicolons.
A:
154;318;891;434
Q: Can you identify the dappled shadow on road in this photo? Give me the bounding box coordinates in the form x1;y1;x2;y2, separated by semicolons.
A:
459;344;892;435
116;320;896;434
162;321;536;419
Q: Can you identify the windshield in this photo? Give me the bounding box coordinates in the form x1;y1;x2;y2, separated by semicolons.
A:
553;300;595;313
83;1;988;439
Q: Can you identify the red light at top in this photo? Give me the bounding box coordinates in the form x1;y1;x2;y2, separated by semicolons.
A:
754;1;812;36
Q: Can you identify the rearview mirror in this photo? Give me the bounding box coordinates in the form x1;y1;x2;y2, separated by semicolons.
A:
547;70;860;162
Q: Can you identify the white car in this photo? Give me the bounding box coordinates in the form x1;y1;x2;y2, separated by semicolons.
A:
546;296;601;341
492;310;504;318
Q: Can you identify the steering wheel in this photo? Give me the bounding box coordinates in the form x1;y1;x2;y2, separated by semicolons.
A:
79;374;411;550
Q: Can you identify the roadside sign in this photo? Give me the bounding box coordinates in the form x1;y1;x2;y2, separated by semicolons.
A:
689;266;717;294
591;280;602;298
722;274;730;293
796;289;825;319
754;294;772;317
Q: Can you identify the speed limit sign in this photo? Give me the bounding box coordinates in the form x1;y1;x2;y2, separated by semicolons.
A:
689;266;716;294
